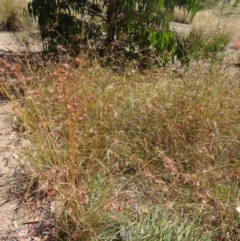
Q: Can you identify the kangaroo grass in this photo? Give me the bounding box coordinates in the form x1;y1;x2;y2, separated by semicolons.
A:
6;55;240;240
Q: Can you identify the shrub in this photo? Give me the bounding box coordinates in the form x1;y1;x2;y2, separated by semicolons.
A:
27;0;199;62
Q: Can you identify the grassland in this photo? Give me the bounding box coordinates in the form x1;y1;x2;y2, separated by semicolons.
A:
2;55;240;240
1;0;240;240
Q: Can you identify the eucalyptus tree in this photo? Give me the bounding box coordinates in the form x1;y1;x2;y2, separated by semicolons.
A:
28;0;199;61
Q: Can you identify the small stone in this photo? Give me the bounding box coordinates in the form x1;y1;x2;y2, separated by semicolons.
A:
230;36;240;50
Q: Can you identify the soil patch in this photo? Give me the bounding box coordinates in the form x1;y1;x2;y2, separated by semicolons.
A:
0;31;42;55
0;101;20;239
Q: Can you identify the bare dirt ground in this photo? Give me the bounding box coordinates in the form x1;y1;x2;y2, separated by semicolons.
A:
0;101;38;241
0;32;45;240
0;31;42;54
0;100;19;240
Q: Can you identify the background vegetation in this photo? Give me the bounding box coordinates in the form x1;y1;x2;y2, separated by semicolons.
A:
27;0;200;64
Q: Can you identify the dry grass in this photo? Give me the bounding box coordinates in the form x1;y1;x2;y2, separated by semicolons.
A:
0;0;35;31
171;7;192;24
192;8;240;41
2;54;240;240
1;2;240;240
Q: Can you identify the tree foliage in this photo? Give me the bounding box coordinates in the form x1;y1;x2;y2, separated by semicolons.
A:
28;0;199;63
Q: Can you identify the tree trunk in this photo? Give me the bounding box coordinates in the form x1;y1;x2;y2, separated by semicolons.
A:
105;0;119;48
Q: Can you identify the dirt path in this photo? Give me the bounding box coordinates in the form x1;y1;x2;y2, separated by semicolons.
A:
0;31;42;55
0;32;50;240
0;100;19;239
0;101;41;241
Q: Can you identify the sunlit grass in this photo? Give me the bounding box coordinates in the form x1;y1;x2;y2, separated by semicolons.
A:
192;8;240;40
0;0;35;31
171;7;192;24
0;2;240;240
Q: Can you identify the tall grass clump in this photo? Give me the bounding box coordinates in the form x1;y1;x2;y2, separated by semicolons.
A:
4;55;240;240
171;7;192;24
175;9;233;63
0;0;33;31
191;7;240;44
